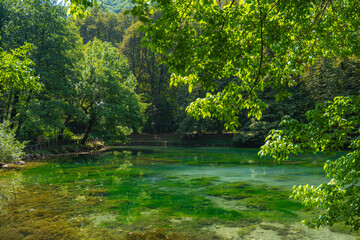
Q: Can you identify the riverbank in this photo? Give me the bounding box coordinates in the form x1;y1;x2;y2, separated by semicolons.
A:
23;140;106;161
127;133;236;147
0;142;108;170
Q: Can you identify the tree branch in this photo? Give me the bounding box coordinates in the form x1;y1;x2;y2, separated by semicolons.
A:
220;0;236;31
248;0;265;97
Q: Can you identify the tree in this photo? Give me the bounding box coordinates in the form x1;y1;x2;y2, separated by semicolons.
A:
65;0;133;17
0;44;41;122
70;7;134;46
0;0;84;141
233;81;313;147
76;39;144;143
0;43;38;160
99;0;134;14
64;0;96;17
120;20;175;133
301;57;360;103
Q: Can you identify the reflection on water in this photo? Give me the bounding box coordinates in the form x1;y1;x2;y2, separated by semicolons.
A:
0;147;357;240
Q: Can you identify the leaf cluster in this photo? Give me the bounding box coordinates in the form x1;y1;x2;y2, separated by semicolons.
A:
260;95;360;230
130;0;360;130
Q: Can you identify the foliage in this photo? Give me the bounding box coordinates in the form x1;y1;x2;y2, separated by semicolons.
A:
173;84;225;134
129;0;360;131
120;20;177;133
260;95;360;230
301;57;360;103
0;44;41;122
0;0;84;141
1;0;144;143
0;121;25;162
0;44;40;95
233;82;314;146
99;0;134;14
65;0;134;16
64;0;96;18
76;39;144;143
70;7;134;46
68;2;225;134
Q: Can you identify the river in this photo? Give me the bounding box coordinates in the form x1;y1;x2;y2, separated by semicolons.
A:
0;147;357;239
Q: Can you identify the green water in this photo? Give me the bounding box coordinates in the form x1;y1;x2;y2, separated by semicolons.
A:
0;147;358;240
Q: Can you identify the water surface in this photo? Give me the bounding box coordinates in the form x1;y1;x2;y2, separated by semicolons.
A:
0;147;357;239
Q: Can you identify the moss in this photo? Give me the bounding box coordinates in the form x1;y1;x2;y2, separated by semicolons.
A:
205;182;258;200
226;181;251;188
259;223;291;236
85;188;109;197
160;177;218;189
237;225;256;238
0;230;25;240
118;228;207;240
206;188;251;199
186;178;214;187
273;175;294;181
164;175;178;180
244;198;267;210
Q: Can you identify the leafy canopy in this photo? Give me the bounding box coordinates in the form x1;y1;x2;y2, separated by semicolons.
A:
0;44;41;97
76;38;144;142
128;0;360;131
0;0;83;141
65;0;97;17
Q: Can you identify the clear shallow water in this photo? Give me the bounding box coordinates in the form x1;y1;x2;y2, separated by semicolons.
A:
144;164;326;188
0;147;357;240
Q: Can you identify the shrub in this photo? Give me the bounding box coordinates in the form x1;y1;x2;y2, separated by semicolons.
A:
0;121;25;163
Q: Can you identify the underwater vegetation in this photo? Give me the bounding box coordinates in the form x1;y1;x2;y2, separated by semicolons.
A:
0;147;358;239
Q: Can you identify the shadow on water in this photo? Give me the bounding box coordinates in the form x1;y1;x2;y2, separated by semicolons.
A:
0;146;357;239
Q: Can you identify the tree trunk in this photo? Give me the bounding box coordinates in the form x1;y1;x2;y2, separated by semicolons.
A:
15;90;33;136
58;116;72;140
3;90;13;121
9;92;19;129
216;119;223;134
81;117;96;144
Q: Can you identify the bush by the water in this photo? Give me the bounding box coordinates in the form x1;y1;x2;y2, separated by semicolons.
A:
0;121;24;163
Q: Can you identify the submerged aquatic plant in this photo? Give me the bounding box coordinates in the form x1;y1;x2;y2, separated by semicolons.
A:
0;172;23;213
1;147;357;239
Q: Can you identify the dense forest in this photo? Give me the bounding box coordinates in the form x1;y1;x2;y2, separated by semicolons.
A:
1;0;359;147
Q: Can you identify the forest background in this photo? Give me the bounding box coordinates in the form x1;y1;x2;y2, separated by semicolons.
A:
1;0;359;147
